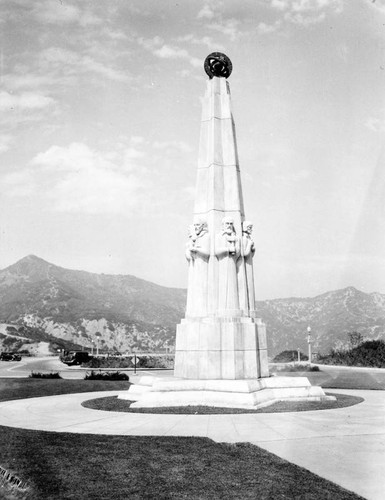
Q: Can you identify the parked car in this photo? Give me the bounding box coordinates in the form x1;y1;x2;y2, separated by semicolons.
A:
0;352;22;361
60;350;92;366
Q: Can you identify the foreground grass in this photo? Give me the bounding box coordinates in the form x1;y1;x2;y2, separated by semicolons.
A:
274;367;385;390
0;378;364;500
0;378;130;403
0;429;363;500
82;393;363;414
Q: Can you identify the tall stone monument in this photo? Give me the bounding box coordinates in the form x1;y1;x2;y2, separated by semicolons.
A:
174;52;269;380
120;53;333;408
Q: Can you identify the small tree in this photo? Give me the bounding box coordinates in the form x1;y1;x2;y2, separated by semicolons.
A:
347;331;363;348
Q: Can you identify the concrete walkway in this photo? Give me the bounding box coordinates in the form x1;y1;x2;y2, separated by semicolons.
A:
0;388;384;500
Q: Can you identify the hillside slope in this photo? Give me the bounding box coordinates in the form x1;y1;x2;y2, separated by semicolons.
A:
0;255;186;353
0;255;384;356
256;287;385;355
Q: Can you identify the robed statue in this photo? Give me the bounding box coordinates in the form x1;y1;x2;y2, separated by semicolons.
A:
185;218;210;317
214;216;241;312
239;220;256;316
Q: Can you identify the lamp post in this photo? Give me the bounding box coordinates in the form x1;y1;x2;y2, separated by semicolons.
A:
95;332;102;356
307;326;312;366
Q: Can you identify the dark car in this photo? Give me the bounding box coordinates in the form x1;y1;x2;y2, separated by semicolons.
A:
0;352;21;361
60;350;92;366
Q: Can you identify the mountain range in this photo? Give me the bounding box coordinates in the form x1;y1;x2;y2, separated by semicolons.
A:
0;255;384;357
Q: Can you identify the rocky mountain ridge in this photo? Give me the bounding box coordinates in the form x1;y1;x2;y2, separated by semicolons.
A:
1;255;384;356
0;255;185;354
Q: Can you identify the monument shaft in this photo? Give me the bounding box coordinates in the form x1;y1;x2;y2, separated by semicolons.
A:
174;75;269;380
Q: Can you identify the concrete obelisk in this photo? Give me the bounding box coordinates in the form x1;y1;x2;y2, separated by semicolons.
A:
121;53;333;408
174;53;269;379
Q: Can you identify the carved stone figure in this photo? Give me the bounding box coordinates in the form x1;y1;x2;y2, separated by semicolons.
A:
185;218;210;317
215;216;241;312
240;220;256;315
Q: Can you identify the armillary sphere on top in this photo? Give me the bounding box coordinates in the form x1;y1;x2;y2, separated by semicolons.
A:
204;52;232;79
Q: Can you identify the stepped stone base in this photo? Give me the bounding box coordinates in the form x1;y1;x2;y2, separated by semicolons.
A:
118;376;335;409
174;317;269;379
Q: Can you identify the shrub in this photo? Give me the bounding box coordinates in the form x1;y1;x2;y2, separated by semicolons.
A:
84;370;129;381
83;356;132;369
136;355;174;369
319;339;385;367
82;355;174;369
273;350;308;363
29;372;62;379
275;364;320;372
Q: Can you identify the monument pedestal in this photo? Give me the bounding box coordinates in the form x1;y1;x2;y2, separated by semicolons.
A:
119;376;335;409
174;317;269;379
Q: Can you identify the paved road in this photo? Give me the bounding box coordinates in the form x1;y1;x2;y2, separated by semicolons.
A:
0;356;173;379
2;357;385;390
0;388;384;500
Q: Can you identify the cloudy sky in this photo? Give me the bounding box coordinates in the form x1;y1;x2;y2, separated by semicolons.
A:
1;0;385;299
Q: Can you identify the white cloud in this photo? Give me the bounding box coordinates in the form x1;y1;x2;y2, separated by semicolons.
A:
207;19;241;41
0;91;55;110
124;147;146;161
1;170;36;197
275;169;311;182
102;28;128;41
197;4;215;19
81;56;130;82
292;0;342;13
137;36;164;51
265;0;343;27
368;0;385;14
2;73;58;90
271;0;289;10
154;45;190;59
177;34;225;51
365;117;385;133
285;10;326;25
32;0;102;27
130;136;145;145
153;140;193;153
38;47;131;83
140;40;201;68
28;142;148;216
0;135;13;154
257;20;282;34
177;69;193;78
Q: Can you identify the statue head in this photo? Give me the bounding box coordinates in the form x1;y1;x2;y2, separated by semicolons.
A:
242;221;253;234
222;216;235;234
193;217;207;235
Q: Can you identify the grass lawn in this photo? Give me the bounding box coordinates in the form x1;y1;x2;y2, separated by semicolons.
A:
82;393;363;414
273;367;385;390
0;378;130;403
0;378;364;500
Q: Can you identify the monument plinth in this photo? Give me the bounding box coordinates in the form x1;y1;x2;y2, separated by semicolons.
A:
120;53;333;409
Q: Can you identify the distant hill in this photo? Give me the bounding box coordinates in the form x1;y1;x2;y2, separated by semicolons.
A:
0;255;186;354
0;255;384;356
256;287;385;356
